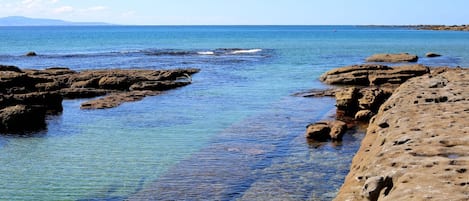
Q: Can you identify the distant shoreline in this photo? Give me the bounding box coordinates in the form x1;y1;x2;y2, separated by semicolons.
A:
360;24;469;31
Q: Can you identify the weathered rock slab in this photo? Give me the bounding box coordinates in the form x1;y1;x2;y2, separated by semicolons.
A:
320;64;429;86
334;68;469;201
366;53;418;63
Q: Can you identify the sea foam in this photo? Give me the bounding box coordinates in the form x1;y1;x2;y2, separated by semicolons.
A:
197;51;215;55
231;49;262;54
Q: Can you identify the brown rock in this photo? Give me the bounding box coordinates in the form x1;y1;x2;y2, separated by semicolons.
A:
329;120;347;141
70;78;100;89
361;176;393;201
0;66;200;134
334;69;469;201
59;88;110;99
366;53;418;63
98;76;133;90
4;92;64;113
305;122;331;141
320;64;390;85
80;91;161;109
320;64;429;86
305;120;348;142
355;110;374;121
0;71;37;93
0;105;46;133
357;87;392;112
129;80;191;91
335;87;359;115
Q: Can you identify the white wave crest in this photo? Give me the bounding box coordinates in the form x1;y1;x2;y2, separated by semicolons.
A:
231;49;262;54
197;51;215;55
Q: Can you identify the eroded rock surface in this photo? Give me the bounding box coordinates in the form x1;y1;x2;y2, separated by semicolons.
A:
334;68;469;201
319;64;429;86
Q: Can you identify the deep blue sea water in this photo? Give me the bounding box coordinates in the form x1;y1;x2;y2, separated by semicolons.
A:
0;26;468;201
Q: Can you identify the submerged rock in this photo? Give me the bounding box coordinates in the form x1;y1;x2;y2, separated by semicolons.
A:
366;53;418;63
80;91;161;109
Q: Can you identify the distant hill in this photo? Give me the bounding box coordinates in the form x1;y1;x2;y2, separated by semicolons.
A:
0;16;112;26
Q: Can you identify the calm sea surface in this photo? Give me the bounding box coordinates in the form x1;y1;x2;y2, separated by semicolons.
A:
0;26;468;200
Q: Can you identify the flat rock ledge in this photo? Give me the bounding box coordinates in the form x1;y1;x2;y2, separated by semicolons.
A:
319;64;429;86
334;68;469;201
366;53;419;63
0;65;199;133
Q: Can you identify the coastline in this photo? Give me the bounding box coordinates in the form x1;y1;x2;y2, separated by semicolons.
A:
306;51;468;200
326;68;468;200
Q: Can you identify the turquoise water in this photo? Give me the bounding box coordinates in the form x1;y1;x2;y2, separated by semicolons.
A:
0;26;468;200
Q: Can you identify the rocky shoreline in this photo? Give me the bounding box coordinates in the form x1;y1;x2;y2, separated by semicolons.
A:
415;25;469;31
305;55;468;200
0;65;199;133
333;67;468;201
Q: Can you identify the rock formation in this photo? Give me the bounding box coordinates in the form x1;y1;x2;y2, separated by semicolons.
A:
425;52;441;57
305;120;348;141
416;25;469;31
0;65;199;133
334;68;469;201
366;53;419;63
25;51;37;57
319;64;429;86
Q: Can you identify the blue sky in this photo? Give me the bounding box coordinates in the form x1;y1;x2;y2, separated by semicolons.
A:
0;0;468;25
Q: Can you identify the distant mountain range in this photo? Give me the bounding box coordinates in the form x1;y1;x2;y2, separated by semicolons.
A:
0;16;111;26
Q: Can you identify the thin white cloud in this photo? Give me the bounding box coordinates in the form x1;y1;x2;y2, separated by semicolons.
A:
54;5;73;14
85;6;107;12
21;0;40;9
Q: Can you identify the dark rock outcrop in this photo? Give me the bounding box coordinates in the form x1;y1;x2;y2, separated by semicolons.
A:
0;105;46;133
425;52;441;57
0;65;199;133
25;51;37;57
366;53;418;63
0;65;23;72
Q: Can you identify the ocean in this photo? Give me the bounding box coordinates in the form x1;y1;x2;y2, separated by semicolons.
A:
0;26;468;201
